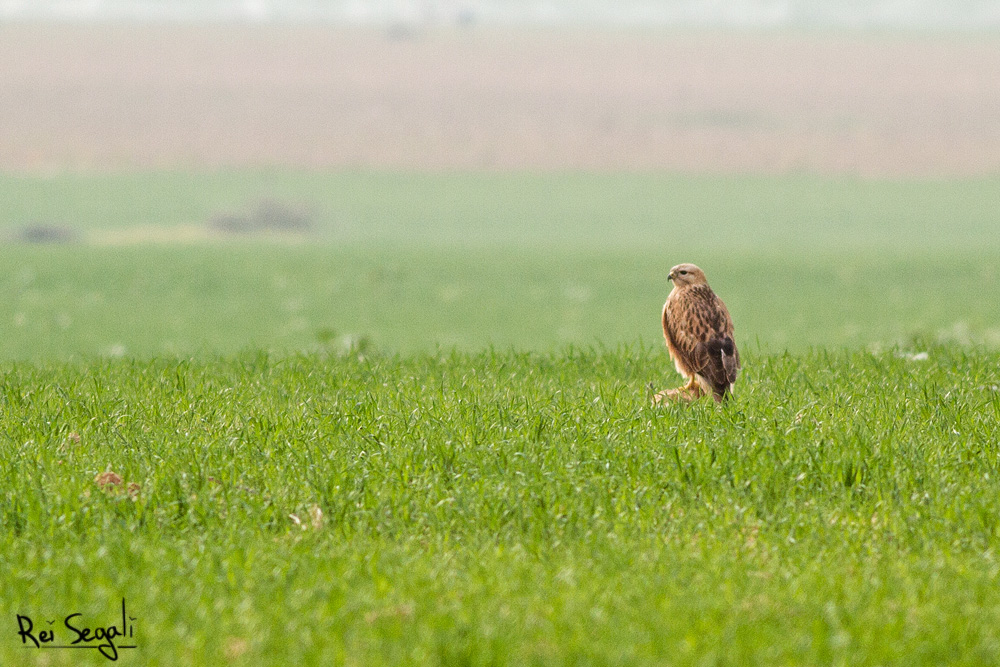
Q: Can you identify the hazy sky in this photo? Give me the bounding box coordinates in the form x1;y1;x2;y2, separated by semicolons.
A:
2;0;999;29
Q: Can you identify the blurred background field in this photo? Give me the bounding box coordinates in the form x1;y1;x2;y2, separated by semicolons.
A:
3;171;1000;360
4;27;1000;175
2;24;998;362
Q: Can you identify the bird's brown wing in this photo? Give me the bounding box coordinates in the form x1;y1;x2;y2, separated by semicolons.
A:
666;286;739;390
664;290;712;377
712;293;740;377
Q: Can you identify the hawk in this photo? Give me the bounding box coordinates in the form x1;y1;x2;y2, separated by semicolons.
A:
655;263;740;404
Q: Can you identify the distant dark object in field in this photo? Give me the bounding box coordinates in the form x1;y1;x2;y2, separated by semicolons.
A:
315;328;372;359
339;334;372;358
12;223;81;245
209;199;313;236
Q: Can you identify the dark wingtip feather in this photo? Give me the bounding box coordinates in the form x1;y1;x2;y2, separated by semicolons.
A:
721;338;735;356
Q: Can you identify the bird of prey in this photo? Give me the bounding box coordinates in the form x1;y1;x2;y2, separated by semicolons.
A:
655;263;740;404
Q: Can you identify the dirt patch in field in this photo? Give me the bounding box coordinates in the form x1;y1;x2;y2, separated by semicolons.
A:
1;25;999;176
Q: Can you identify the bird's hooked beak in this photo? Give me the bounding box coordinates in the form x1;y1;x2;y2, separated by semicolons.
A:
667;271;675;282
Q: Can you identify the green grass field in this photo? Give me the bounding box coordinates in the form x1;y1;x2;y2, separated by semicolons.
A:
3;347;1000;664
2;170;1000;664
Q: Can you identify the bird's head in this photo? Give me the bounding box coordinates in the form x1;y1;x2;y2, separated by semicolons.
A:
667;263;708;287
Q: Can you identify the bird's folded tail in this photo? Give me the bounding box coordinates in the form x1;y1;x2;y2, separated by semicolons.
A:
705;336;739;385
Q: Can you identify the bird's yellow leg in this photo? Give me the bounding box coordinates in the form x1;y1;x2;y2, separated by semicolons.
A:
683;377;703;396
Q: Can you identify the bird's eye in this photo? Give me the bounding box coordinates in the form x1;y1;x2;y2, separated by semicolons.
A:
680;270;688;275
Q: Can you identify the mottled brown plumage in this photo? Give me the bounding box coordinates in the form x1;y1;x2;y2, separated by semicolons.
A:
657;263;740;404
